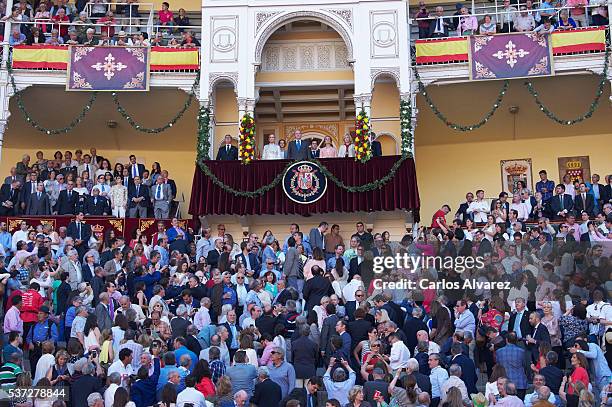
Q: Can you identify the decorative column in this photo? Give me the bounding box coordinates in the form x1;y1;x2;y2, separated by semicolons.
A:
0;83;13;164
353;94;372;116
1;0;15;67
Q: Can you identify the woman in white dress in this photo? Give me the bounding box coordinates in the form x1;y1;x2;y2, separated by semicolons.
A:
83;314;101;355
109;176;128;218
262;134;283;160
73;177;89;196
337;133;355;158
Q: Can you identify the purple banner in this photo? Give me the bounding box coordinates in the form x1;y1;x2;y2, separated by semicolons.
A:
469;33;554;80
67;46;150;91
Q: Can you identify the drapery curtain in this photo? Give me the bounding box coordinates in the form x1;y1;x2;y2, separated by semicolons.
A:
189;156;421;216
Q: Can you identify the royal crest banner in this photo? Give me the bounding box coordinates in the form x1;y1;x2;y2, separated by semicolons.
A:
469;33;554;80
67;46;150;91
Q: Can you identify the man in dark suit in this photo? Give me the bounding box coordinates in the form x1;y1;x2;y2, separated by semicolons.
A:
549;184;574;220
587;174;606;210
475;231;493;256
85;188;109;216
428;6;451;37
207;239;224;269
403;307;429;356
287;130;311;160
216;134;239;160
281;377;322;407
319;304;339;359
347;307;373;350
308;222;328;252
20;172;39;214
235;241;261;278
450;343;478;395
508;297;531;341
161;170;178;199
221;309;242;358
526;311;550;363
291;326;319;381
602;175;612;206
127;176;149;218
54;182;79;215
251;367;282;407
302;266;332;312
26;183;51;215
67;212;92;259
455;192;474;225
128;154;146;180
370;133;382;157
575;182;595;216
309;140;320;158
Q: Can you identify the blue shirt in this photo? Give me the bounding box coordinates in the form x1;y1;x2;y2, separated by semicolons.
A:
156;365;179;392
2;344;22;363
268;361;296;399
0;232;12;254
65;306;77;327
26;319;59;345
174;346;197;373
222;285;237;307
535;180;555;201
157;247;169;267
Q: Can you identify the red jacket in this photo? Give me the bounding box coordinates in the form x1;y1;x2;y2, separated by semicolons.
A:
195;377;215;397
20;289;44;323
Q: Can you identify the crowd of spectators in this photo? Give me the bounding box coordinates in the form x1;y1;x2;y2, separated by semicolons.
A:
0;173;608;407
413;0;608;38
2;0;200;48
0;149;178;219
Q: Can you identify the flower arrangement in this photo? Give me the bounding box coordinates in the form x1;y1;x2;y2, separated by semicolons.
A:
354;109;372;163
239;113;256;164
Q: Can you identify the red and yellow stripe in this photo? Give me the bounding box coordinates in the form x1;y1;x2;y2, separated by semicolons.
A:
12;45;68;69
416;37;469;64
551;27;606;54
11;45;199;71
415;28;606;65
150;46;199;71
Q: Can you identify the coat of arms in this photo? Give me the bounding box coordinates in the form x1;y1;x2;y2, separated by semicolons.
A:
282;162;328;204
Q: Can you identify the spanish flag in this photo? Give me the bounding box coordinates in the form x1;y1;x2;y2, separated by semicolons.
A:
150;47;199;71
415;37;469;64
551;27;606;55
12;45;68;69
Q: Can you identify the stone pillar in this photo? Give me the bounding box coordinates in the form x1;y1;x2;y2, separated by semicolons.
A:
1;0;15;67
0;83;13;164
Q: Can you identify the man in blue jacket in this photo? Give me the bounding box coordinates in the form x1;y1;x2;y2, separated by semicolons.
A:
131;349;161;407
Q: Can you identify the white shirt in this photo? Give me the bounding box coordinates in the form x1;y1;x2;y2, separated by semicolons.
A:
177;387;209;407
564;183;576;198
389;340;410;370
107;360;134;388
193;307;211;331
262;143;282;160
586;301;612;335
34;354;55;385
414;341;440;356
342;279;364;302
104;383;119;407
467;200;490;223
11;230;28;252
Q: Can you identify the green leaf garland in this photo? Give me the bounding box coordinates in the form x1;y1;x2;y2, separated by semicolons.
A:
196;106;211;162
413;65;509;131
112;75;199;133
7;63;97;134
400;99;413;157
524;45;610;125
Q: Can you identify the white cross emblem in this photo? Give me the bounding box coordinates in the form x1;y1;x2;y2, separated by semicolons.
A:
492;40;530;68
91;53;128;80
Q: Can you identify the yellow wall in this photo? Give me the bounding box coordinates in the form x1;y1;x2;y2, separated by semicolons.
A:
371;81;400;154
1;86;198;211
415;134;612;222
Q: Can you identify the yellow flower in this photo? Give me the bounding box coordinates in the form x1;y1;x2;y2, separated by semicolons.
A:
364;118;369;123
363;125;369;130
356;130;361;135
354;137;359;142
357;115;362;120
359;147;364;152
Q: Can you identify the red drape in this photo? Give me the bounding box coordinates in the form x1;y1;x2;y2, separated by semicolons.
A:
188;156;421;216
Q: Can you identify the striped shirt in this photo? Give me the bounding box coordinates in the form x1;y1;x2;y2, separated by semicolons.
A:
0;362;23;387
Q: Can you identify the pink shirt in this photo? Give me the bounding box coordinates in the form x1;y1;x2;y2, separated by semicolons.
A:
259;342;275;366
3;306;23;334
319;146;337;158
158;9;174;23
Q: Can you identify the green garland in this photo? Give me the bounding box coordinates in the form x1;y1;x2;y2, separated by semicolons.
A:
196;106;211;162
7;63;97;134
196;155;409;198
413;66;509;131
112;75;199;133
524;45;610;125
400;99;413;157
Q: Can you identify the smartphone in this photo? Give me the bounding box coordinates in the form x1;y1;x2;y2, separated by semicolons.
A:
373;391;381;400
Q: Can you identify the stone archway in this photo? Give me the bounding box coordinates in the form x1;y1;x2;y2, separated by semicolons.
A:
254;10;355;66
